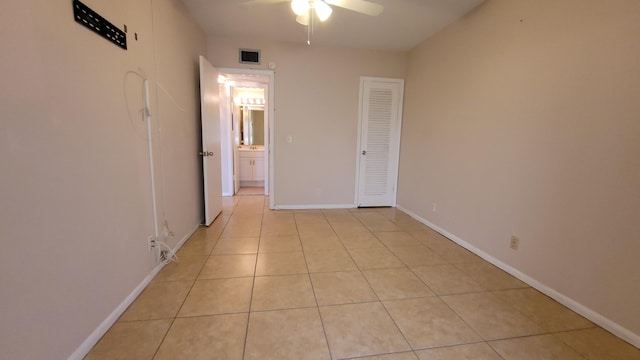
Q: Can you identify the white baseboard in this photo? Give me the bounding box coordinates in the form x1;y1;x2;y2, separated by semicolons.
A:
68;223;200;360
396;204;640;349
173;223;199;252
274;203;356;210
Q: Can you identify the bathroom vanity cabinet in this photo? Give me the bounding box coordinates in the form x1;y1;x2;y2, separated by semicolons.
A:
238;149;264;182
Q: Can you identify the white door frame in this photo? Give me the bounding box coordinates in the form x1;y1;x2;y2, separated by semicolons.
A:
218;68;275;208
218;81;234;197
232;104;241;194
354;76;404;207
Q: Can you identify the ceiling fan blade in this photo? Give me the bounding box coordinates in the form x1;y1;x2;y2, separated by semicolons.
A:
296;13;310;25
324;0;383;16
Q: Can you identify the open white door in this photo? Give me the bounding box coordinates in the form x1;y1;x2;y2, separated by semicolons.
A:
356;77;404;207
199;56;222;225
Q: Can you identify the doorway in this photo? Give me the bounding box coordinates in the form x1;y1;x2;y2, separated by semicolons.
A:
236;99;265;195
217;68;274;207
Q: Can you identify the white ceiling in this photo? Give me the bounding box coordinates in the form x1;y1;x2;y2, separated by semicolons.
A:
182;0;486;51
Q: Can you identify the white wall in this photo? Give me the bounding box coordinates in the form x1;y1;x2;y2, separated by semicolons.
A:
207;36;408;208
398;0;640;346
151;0;208;242
0;0;206;358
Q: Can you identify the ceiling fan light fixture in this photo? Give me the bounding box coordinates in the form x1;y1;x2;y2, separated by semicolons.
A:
314;1;332;21
291;0;309;16
296;13;310;25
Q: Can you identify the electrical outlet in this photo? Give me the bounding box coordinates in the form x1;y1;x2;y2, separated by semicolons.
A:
510;235;519;250
148;236;156;252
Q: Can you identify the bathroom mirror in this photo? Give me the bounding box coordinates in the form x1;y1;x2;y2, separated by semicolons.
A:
240;107;264;146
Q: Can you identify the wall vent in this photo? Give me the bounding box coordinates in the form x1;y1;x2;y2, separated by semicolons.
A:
239;49;261;64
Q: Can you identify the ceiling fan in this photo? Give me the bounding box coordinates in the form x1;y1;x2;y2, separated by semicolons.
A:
244;0;384;44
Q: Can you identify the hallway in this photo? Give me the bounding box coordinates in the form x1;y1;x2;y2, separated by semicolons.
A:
86;196;639;359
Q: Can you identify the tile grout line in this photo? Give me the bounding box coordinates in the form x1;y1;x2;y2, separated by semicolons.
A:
295;210;335;360
357;213;423;355
328;210;416;358
150;211;228;359
240;196;265;360
386;222;493;353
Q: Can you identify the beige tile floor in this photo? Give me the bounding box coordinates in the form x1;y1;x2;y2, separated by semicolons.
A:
86;195;640;360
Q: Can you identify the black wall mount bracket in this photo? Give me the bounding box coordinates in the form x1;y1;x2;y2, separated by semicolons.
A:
73;0;127;50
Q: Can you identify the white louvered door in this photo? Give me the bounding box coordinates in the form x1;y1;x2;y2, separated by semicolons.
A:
356;77;404;207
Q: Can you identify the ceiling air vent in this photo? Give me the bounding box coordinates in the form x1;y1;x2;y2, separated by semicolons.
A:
239;49;261;65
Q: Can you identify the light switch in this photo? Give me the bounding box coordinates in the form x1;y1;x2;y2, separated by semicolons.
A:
287;136;293;143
